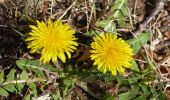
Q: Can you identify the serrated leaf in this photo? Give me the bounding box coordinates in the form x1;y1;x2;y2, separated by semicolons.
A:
16;59;40;70
3;84;16;92
116;75;128;85
28;83;37;97
131;85;140;92
111;0;128;17
96;20;117;33
0;70;4;84
83;30;100;36
128;78;137;84
0;88;9;97
12;70;29;92
16;59;46;77
128;78;140;92
96;0;128;32
131;60;140;72
24;93;31;100
150;87;156;93
53;89;62;100
102;94;116;100
127;32;150;54
16;59;59;72
158;93;168;100
20;70;29;80
134;96;146;100
15;83;24;92
119;92;138;100
110;0;128;27
104;73;116;84
141;85;150;95
61;77;76;89
6;69;16;82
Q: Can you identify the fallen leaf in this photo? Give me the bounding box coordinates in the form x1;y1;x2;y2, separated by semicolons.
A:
164;31;170;38
0;0;4;4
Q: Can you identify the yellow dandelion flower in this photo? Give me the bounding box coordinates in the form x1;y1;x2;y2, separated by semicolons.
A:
26;19;78;63
90;33;133;75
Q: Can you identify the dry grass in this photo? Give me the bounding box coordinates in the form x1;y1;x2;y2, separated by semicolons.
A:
0;0;170;99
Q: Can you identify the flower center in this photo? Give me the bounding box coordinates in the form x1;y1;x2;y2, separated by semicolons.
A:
103;46;115;56
41;28;63;49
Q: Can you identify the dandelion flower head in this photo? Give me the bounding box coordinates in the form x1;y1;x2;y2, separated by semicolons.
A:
90;33;133;75
26;19;78;63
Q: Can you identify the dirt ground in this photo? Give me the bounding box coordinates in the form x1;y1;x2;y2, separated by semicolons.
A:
0;0;170;99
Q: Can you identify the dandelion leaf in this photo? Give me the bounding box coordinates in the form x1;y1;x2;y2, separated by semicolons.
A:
127;32;150;54
0;70;4;84
0;88;9;97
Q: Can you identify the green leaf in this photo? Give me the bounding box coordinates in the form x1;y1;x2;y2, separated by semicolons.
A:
127;78;140;92
110;0;128;27
119;92;137;100
158;92;168;100
96;20;117;33
0;88;9;97
83;30;100;36
61;77;76;89
3;84;16;92
102;94;116;100
16;59;46;77
128;78;137;84
53;89;62;100
15;83;24;92
131;60;140;72
111;0;128;17
104;73;116;83
127;32;150;54
13;70;29;92
150;87;156;93
95;0;128;33
6;69;16;82
131;85;140;92
116;75;128;85
134;96;146;100
20;70;29;80
24;93;31;100
28;83;37;97
0;70;4;84
16;59;59;72
141;85;150;95
16;59;40;70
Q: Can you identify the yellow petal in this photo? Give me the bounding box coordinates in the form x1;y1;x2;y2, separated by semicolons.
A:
90;33;133;75
66;50;71;59
58;53;66;63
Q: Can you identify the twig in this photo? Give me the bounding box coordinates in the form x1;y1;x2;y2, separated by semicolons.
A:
58;1;76;20
84;0;89;32
76;81;100;100
0;25;8;27
133;0;164;36
50;0;54;16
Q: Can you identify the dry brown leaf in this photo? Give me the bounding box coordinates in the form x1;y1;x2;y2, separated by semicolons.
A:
0;0;4;4
72;46;91;62
164;31;170;38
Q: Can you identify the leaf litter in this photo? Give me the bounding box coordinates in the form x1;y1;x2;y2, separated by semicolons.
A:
0;0;170;99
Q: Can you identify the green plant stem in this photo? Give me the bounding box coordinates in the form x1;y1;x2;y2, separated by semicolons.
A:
35;0;40;19
1;78;47;86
